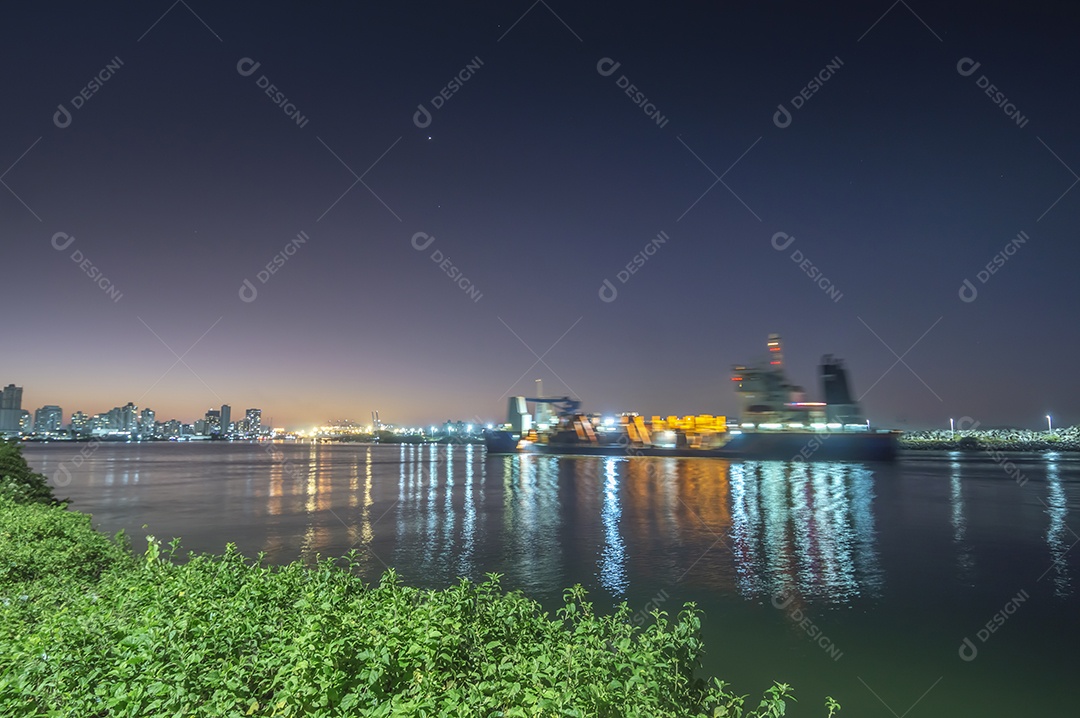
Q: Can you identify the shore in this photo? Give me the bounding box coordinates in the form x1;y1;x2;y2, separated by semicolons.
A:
899;425;1079;452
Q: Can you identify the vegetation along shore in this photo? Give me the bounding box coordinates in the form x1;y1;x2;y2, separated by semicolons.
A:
0;440;839;717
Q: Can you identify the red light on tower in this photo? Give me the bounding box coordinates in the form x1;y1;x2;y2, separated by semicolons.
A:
766;333;783;369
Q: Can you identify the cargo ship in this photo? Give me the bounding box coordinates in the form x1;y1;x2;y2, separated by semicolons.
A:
483;334;898;461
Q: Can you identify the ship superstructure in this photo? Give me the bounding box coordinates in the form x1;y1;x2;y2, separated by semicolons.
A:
484;334;897;460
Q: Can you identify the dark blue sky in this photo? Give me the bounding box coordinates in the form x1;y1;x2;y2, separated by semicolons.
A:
3;1;1078;429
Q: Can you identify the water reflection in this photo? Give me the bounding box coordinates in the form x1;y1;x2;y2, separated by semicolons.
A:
727;461;882;603
1044;454;1071;597
33;444;895;605
500;454;562;595
949;453;976;583
598;458;628;597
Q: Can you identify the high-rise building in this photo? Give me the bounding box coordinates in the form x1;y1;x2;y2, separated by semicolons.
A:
120;402;138;433
0;384;23;433
139;408;156;438
70;411;90;435
220;405;231;437
203;409;221;436
18;411;31;432
33;405;63;434
245;408;262;436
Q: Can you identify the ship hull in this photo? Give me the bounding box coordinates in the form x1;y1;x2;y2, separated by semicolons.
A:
491;430;898;462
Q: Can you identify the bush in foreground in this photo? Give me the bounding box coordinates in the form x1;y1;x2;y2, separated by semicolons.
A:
0;440;58;506
0;501;839;717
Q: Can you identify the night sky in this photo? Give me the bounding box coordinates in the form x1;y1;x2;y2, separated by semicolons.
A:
3;1;1078;430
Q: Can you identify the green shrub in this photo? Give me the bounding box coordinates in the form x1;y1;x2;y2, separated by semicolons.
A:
0;501;839;717
0;440;58;506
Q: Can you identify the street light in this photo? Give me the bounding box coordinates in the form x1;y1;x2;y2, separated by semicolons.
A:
1047;415;1053;432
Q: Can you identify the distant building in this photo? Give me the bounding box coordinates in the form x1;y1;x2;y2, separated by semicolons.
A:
0;384;23;434
139;408;156;438
18;410;31;432
220;405;232;437
33;405;63;434
245;408;262;436
70;411;90;435
120;402;138;433
203;409;221;436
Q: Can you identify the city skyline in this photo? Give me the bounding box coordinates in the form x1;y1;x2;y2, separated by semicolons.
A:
3;2;1079;429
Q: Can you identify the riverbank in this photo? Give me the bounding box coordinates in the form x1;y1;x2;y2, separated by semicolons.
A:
899;425;1080;451
0;440;837;717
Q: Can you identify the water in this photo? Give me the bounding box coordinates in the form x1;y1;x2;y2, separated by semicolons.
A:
24;442;1078;716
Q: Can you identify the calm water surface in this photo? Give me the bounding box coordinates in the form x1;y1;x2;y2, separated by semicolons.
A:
24;443;1079;716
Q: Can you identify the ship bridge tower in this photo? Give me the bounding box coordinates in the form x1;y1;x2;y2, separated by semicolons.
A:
767;334;783;368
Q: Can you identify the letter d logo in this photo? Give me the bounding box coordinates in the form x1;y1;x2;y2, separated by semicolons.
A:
52;464;72;488
411;231;435;251
773;103;792;129
239;279;258;303
956;57;981;77
236;57;261;77
958;278;978;303
771;231;795;251
413;103;432;128
596;57;621;77
958;637;978;661
771;593;794;609
51;232;75;251
53;103;72;129
598;278;618;303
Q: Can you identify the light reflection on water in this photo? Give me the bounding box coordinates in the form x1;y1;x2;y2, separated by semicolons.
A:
23;444;1080;717
599;457;628;597
23;443;1075;608
1045;454;1071;597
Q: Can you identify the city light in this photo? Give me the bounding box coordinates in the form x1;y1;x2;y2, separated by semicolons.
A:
1047;415;1053;432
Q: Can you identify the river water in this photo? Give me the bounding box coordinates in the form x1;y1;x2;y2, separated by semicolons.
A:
24;442;1078;716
